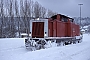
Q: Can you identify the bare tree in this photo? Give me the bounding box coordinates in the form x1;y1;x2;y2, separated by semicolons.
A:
27;0;32;37
15;0;20;37
34;1;41;18
31;1;34;18
8;0;16;37
20;0;26;33
0;0;4;37
24;0;29;34
0;0;58;38
41;6;46;18
20;0;31;36
47;9;57;18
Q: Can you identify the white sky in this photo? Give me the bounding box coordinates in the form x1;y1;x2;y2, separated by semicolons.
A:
33;0;90;17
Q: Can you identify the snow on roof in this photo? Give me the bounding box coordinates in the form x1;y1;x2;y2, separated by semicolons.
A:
31;18;48;21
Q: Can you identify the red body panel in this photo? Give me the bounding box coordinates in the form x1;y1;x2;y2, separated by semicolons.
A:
66;22;72;37
57;21;65;37
48;20;53;37
76;25;80;36
53;20;57;37
72;23;76;36
66;22;75;37
48;20;57;37
65;22;80;37
48;20;66;37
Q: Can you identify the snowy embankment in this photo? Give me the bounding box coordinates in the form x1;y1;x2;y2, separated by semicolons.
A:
0;34;90;60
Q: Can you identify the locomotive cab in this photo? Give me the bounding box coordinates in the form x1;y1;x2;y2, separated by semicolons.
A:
30;18;48;40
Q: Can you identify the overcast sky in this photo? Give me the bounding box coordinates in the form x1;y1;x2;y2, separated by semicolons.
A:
33;0;90;17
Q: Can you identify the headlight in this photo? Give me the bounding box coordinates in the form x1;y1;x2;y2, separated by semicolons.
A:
45;32;47;36
45;34;47;36
29;34;31;36
29;32;31;36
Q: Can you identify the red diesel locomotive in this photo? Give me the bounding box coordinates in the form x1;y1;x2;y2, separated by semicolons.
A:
24;14;83;50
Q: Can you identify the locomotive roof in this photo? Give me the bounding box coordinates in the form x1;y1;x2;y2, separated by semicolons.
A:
51;14;74;20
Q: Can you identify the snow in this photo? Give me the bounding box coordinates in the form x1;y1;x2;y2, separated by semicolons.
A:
81;29;85;31
0;34;90;60
76;35;82;39
21;33;28;35
83;26;89;29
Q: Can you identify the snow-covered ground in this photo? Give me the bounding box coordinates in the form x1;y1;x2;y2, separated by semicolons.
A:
0;34;90;60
